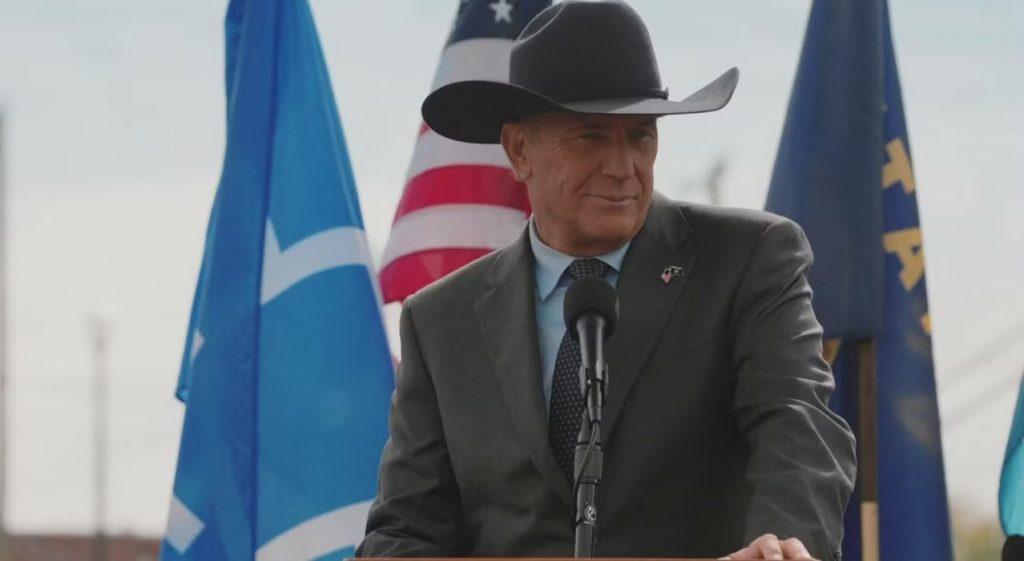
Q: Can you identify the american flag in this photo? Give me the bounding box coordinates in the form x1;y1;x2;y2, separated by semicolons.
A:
379;0;551;303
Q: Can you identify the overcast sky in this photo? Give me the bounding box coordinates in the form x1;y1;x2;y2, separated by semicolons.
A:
0;0;1021;536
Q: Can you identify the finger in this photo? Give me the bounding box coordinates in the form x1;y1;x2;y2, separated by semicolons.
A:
757;534;784;560
725;543;760;560
781;537;812;559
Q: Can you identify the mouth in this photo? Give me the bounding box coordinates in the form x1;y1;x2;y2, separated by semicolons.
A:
586;194;638;206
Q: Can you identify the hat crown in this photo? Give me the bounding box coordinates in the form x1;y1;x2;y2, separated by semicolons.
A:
510;0;666;103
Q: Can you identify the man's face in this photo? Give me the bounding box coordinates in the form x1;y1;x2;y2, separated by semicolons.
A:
501;113;658;256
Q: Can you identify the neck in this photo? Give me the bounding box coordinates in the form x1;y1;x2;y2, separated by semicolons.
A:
534;220;627;257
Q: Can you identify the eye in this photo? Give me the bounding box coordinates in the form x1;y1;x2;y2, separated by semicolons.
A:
629;128;655;140
578;132;603;140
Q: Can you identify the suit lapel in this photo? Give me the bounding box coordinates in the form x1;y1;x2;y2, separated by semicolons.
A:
475;231;573;507
473;197;694;504
604;196;697;440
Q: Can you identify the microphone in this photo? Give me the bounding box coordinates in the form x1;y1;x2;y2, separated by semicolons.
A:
563;276;617;558
564;277;618;395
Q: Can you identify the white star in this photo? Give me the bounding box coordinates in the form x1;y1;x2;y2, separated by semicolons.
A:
490;0;513;24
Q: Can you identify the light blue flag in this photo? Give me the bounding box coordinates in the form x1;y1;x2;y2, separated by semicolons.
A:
161;0;393;559
1001;376;1024;535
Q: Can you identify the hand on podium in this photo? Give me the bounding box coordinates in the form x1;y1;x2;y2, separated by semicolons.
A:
722;533;815;560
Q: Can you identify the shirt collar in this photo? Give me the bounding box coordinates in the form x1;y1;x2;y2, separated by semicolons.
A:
528;218;631;302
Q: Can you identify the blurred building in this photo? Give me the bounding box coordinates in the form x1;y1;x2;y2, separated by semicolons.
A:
5;533;158;561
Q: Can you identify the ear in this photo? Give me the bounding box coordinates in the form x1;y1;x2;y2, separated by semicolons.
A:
500;121;532;182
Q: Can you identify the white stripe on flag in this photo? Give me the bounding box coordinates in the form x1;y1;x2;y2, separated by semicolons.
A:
189;330;205;365
254;499;373;561
381;204;528;267
405;130;512;183
165;495;205;554
261;220;379;306
430;37;514;90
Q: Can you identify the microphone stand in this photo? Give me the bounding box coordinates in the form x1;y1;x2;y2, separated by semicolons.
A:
573;315;609;558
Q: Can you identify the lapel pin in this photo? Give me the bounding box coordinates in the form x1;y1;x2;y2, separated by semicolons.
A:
660;265;684;284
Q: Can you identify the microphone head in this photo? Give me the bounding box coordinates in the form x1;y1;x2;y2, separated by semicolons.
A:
563;276;618;340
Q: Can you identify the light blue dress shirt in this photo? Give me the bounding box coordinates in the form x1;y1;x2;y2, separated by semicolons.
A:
528;219;631;407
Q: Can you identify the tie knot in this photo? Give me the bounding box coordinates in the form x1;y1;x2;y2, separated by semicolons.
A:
567;258;610;281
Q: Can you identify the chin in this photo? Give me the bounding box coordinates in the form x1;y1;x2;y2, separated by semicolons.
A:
582;216;639;248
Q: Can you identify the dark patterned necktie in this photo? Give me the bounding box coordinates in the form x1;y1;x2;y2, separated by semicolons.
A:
549;258;610;483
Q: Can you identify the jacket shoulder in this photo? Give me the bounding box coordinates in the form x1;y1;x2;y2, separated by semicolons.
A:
664;199;810;267
677;201;798;238
402;248;501;314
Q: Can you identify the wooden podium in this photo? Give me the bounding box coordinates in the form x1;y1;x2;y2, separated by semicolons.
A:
358;557;817;561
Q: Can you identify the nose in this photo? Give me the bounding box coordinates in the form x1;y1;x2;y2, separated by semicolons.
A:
601;134;635;181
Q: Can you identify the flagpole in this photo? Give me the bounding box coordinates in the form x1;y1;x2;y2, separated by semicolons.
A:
857;339;880;561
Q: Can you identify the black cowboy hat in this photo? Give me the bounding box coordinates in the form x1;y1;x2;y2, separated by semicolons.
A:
422;0;739;144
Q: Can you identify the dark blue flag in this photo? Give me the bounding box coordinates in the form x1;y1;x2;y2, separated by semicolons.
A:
766;1;953;560
161;0;393;559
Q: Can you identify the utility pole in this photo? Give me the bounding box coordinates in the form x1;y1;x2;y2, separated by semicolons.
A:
704;156;726;207
0;109;9;561
90;316;109;561
679;155;728;206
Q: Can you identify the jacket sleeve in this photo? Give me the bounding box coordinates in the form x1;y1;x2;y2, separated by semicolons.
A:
356;301;466;557
728;217;857;561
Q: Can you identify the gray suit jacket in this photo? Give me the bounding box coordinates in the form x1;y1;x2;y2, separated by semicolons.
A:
357;195;856;560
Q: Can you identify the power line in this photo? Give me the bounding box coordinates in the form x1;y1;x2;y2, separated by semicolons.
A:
938;318;1024;394
944;368;1023;429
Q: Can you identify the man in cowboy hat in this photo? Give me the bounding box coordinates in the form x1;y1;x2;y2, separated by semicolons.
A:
357;1;855;560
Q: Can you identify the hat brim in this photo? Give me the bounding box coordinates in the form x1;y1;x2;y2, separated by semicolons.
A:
422;67;739;144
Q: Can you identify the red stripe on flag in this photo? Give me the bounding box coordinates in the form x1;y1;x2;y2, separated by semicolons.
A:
380;248;494;303
394;165;531;220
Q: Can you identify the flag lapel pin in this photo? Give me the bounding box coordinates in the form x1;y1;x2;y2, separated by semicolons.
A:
661;265;684;284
